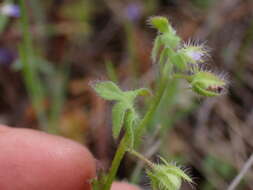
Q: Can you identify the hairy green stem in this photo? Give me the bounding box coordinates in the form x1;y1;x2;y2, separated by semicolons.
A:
135;74;169;147
103;37;173;190
103;135;129;190
128;149;154;168
103;74;168;190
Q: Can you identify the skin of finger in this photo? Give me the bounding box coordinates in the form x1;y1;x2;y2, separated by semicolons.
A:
111;182;141;190
0;125;96;190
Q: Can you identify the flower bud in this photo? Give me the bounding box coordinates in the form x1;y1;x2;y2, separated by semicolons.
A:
148;16;170;33
179;44;208;64
189;71;227;97
146;158;192;190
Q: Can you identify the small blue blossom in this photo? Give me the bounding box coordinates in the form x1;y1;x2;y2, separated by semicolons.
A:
0;48;17;66
185;49;203;61
1;4;20;18
179;43;208;64
124;3;142;22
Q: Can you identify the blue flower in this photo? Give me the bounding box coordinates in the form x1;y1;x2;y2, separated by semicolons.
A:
0;48;17;66
1;4;20;18
124;3;142;22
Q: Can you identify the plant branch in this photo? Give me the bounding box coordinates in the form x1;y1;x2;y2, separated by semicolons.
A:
135;74;168;147
128;149;155;168
103;135;129;190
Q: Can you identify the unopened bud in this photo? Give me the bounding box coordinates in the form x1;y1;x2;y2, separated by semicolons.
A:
148;16;170;33
189;71;227;97
146;157;192;190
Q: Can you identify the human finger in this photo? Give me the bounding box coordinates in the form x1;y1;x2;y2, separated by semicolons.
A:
0;125;96;190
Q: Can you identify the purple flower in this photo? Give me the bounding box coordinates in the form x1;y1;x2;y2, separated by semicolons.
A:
124;3;142;22
1;4;20;18
185;49;204;61
0;48;17;66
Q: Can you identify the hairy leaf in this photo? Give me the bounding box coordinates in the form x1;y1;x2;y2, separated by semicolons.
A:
92;81;123;101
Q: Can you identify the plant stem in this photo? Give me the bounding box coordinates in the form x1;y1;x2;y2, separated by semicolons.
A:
128;149;154;168
103;135;129;190
103;74;168;190
135;74;168;147
103;44;171;190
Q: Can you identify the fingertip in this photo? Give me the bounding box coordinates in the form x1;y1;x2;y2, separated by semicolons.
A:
0;127;96;190
0;124;10;133
111;182;141;190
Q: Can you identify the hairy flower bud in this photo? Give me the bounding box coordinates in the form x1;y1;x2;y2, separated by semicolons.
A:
179;43;208;64
189;71;227;97
148;16;170;33
146;157;192;190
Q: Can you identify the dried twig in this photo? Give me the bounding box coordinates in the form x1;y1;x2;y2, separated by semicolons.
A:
227;153;253;190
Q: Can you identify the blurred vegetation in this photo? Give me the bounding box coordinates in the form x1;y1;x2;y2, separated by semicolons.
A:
0;0;253;189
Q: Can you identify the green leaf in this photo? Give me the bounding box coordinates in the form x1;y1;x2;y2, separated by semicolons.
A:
92;81;124;101
112;102;128;139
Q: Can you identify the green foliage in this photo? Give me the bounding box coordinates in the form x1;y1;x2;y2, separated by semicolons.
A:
150;16;227;98
92;81;150;142
150;16;181;64
92;81;124;101
19;0;67;133
92;16;228;190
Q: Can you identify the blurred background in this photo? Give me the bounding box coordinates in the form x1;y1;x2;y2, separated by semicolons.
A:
0;0;253;189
